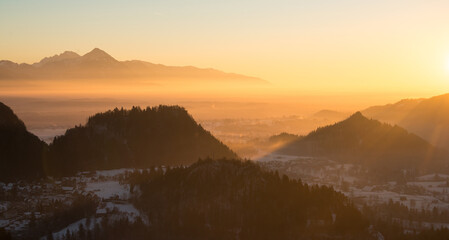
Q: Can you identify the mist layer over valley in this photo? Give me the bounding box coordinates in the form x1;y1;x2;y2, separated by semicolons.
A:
2;49;449;240
4;0;449;238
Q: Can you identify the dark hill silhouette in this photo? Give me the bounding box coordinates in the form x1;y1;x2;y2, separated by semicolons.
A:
48;105;237;176
130;159;369;239
0;102;47;182
268;132;301;144
362;93;449;151
0;48;266;83
276;112;449;180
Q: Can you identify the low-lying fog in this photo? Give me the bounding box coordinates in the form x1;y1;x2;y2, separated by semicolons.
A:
0;78;424;158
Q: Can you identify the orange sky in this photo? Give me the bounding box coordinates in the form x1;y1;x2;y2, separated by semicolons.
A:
1;0;449;96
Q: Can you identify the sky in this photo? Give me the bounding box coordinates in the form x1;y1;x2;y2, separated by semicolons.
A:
1;0;449;95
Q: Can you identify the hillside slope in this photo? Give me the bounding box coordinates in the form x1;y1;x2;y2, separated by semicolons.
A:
48;105;237;176
0;102;47;182
362;94;449;150
276;112;449;179
130;159;369;239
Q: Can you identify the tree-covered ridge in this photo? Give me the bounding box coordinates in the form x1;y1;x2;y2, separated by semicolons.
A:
48;105;237;176
129;159;370;239
278;112;449;179
0;102;47;182
268;132;301;143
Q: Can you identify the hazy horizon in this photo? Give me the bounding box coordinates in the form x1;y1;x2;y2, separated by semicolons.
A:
2;0;449;98
3;1;449;239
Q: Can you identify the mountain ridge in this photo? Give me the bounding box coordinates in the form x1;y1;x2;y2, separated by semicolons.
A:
276;111;449;180
34;51;81;67
47;105;238;176
362;93;449;150
0;48;267;83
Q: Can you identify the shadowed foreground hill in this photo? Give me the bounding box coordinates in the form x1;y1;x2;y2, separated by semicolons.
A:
0;102;47;182
48;105;237;176
277;112;449;180
125;159;369;240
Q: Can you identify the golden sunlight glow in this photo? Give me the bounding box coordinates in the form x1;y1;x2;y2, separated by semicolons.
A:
446;58;449;73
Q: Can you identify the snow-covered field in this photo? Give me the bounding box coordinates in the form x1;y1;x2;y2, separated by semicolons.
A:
1;167;147;239
94;168;133;177
48;202;142;240
417;174;449;181
259;154;449;220
85;181;129;200
350;189;449;210
257;153;315;163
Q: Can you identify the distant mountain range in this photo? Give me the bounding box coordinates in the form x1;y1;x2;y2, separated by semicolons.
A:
276;112;449;180
0;48;266;83
362;93;449;151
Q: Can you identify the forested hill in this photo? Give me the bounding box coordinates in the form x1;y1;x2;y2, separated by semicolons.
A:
128;159;370;239
0;102;47;182
277;112;449;180
48;105;237;176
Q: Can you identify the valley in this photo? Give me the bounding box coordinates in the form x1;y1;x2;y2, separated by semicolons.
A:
3;1;449;238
